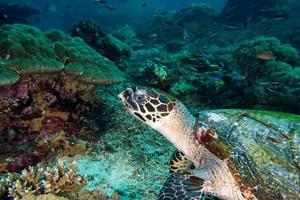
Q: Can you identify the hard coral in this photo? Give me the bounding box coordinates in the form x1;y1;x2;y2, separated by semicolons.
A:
2;160;85;200
234;36;299;77
46;29;124;84
0;23;124;172
22;194;68;200
0;23;124;86
70;19;105;45
234;36;300;111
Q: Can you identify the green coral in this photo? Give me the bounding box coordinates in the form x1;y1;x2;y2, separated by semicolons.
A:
46;29;124;84
0;24;63;75
96;33;132;61
171;80;197;96
0;63;20;86
0;24;124;86
153;64;168;81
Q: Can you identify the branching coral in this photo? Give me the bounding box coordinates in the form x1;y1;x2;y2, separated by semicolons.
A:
2;160;85;200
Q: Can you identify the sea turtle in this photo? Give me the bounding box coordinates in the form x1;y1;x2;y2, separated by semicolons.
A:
118;87;300;200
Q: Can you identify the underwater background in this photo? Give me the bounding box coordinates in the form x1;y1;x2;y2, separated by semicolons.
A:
0;0;299;199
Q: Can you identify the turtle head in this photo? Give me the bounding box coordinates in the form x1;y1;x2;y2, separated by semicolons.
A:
118;87;176;127
119;87;196;156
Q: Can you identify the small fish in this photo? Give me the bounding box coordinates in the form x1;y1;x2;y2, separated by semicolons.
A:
235;74;246;81
160;11;168;15
65;5;71;8
165;20;174;26
104;5;115;11
225;23;239;29
153;57;163;63
207;33;218;41
272;14;286;21
259;7;276;12
0;14;8;21
183;28;189;40
142;2;147;7
149;33;158;38
244;15;252;27
94;0;107;4
227;3;238;11
266;136;280;144
257;52;275;60
180;7;190;13
209;77;225;86
177;22;184;27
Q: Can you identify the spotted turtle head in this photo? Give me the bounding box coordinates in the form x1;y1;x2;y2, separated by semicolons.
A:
118;87;176;126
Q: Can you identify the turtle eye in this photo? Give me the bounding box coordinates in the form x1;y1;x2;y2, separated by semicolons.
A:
135;95;147;104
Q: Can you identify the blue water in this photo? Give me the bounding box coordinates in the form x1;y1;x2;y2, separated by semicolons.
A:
0;0;299;200
2;0;226;31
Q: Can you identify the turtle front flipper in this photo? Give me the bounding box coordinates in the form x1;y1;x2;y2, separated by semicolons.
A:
169;150;195;173
159;171;221;200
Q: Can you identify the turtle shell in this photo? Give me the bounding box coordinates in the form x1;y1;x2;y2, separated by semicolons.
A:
196;109;299;200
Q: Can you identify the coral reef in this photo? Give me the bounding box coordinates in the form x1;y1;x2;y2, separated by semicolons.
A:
71;19;132;61
22;194;68;200
112;25;143;49
124;34;300;113
0;24;124;172
0;160;98;200
0;160;118;199
234;36;300;111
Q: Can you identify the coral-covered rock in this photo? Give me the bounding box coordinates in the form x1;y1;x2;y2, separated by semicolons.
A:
234;36;299;78
0;24;124;172
234;36;300;111
0;24;63;75
0;64;20;86
70;19;105;45
139;3;218;48
112;25;143;49
71;19;132;61
46;29;124;83
96;33;132;61
0;24;124;86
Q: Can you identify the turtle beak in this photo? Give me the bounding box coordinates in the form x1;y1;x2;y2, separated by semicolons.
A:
118;88;139;111
117;92;123;99
118;88;133;100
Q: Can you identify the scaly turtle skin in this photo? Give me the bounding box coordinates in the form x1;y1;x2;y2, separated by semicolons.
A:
118;87;300;200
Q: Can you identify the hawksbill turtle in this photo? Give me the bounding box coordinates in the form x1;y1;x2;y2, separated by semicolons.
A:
118;87;300;200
